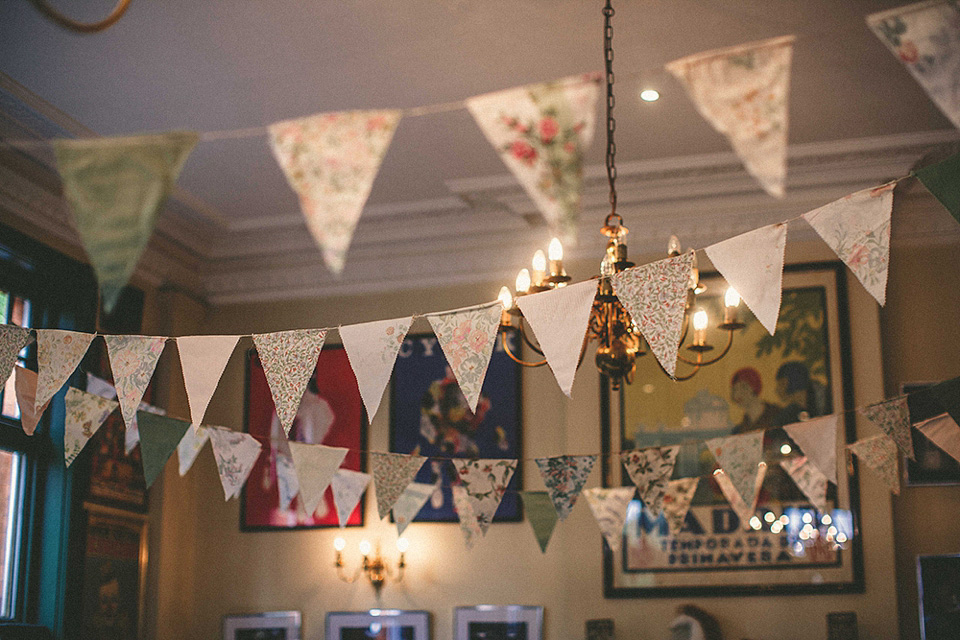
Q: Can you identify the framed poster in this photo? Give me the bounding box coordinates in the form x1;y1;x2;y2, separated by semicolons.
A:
390;331;522;523
602;262;863;597
453;605;543;640
326;610;430;640
242;344;367;531
223;611;301;640
902;382;960;486
918;554;960;640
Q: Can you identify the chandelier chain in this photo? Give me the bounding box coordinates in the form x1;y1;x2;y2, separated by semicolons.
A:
602;0;621;228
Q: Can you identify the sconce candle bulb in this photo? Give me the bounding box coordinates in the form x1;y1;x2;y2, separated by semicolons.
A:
515;269;531;295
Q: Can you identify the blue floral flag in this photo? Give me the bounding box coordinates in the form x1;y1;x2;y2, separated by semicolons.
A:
534;454;597;520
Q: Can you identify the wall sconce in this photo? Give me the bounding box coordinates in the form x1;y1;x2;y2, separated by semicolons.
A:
334;537;407;596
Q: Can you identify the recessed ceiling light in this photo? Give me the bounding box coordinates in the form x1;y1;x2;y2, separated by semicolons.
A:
639;89;660;102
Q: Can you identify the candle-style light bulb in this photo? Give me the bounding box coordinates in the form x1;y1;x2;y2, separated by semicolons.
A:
725;287;741;308
396;538;410;553
515;269;531;294
548;237;563;261
532;250;547;273
358;540;371;557
667;235;682;256
693;309;709;331
498;286;513;309
334;537;346;552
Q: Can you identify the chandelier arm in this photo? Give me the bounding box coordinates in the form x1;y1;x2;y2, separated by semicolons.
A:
516;322;545;356
675;330;735;366
335;563;364;584
501;332;547;367
670;351;704;382
29;0;132;33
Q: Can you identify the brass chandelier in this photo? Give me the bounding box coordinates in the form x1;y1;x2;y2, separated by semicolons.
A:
497;0;745;391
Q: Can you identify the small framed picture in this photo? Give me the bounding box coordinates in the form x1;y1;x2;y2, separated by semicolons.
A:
918;554;960;640
902;383;960;486
326;610;430;639
453;605;543;640
223;611;301;640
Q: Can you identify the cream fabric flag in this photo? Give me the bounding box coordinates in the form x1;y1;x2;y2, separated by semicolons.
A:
466;74;601;244
662;477;700;535
713;464;767;528
392;481;436;536
208;428;263;501
176;335;240;426
666;36;794;197
915;412;960;465
705;223;787;335
288;442;348;516
451;459;518;535
803;183;895;306
706;430;766;511
860;395;915;460
780;456;828;513
848;434;901;494
339;317;412;422
620;446;681;515
426;302;502;412
582;486;635;553
868;1;960;129
783;414;840;484
331;469;371;528
103;335;166;430
252;329;327;435
36;329;96;412
611;253;695;377
371;452;427;520
15;367;49;436
177;423;210;476
516;280;597;396
534;454;597;520
452;485;483;550
63;388;117;467
268;110;401;274
0;325;31;385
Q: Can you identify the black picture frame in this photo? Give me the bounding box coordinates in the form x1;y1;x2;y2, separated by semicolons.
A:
918;554;960;640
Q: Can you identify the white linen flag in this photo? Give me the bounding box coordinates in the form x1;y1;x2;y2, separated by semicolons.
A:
339;317;412;422
582;486;635;553
915;412;960;465
176;335;240;426
331;468;372;528
208;428;263;501
288;442;348;516
784;414;840;484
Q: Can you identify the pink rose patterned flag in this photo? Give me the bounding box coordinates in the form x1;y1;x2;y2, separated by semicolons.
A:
666;36;794;197
15;367;49;436
662;477;700;535
452;485;483;550
63;387;118;467
713;464;767;528
451;458;518;535
705;223;787;335
371;452;427;520
268;110;401;274
534;454;597;520
103;335;166;430
288;442;348;516
848;434;901;494
331;469;371;529
780;456;828;513
465;75;601;244
252;329;327;435
516;280;598;396
611;252;694;377
803;183;895;306
176;423;210;476
859;395;915;460
620;446;681;515
392;481;436;536
426;302;502;412
915;412;960;465
176;335;240;426
35;329;96;412
582;486;635;553
706;430;766;511
208;427;263;501
520;491;560;553
0;325;31;384
783;414;840;484
339;317;412;422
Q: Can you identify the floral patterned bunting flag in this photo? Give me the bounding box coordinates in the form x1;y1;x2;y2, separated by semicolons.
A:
783;414;840;484
520;491;560;553
268;110;401;274
780;456;828;513
516;280;598;396
859;395;915;460
63;387;118;467
371;452;427;520
177;423;211;476
35;329;96;412
252;329;327;435
848;434;901;494
176;335;240;426
868;2;960;130
611;253;695;377
666;36;794;197
534;454;597;520
620;446;681;515
426;302;502;412
803;183;896;305
713;464;767;528
288;442;348;516
582;486;635;553
104;335;167;430
208;428;263;501
465;74;601;244
137;412;191;488
913;151;960;224
452;485;483;550
14;367;48;436
451;458;518;535
662;477;700;535
706;430;766;511
339;317;412;422
331;469;372;529
53;132;198;313
0;325;31;385
914;412;960;465
392;481;436;536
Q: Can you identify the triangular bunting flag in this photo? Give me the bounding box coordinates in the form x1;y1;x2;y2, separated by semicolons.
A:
582;486;635;553
339;317;412;422
803;183;895;305
516;280;598;396
63;388;117;467
53;132;199;313
36;329;96;412
914;152;960;224
931;377;960;426
620;446;681;515
0;325;31;385
176;335;240;426
534;454;597;520
713;464;767;528
208;428;263;501
610;253;695;377
276;449;300;511
662;477;700;535
706;430;766;510
452;485;483;550
129;403;164;454
177;423;210;476
465;74;601;244
288;442;348;516
868;3;960;130
780;456;828;513
331;469;371;528
137;412;191;488
704;223;787;335
915;413;960;465
268;110;401;274
426;302;502;412
450;458;518;535
666;36;794;197
848;434;901;495
392;481;435;536
783;414;840;484
520;491;560;553
370;452;427;520
860;396;914;460
252;329;327;435
104;335;166;430
15;367;48;436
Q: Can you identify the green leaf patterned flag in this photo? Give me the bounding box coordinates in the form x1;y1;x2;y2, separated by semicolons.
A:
914;152;960;225
137;411;191;488
53;132;198;313
520;491;559;553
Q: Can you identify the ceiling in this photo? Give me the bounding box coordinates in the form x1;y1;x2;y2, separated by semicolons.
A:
0;0;958;304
